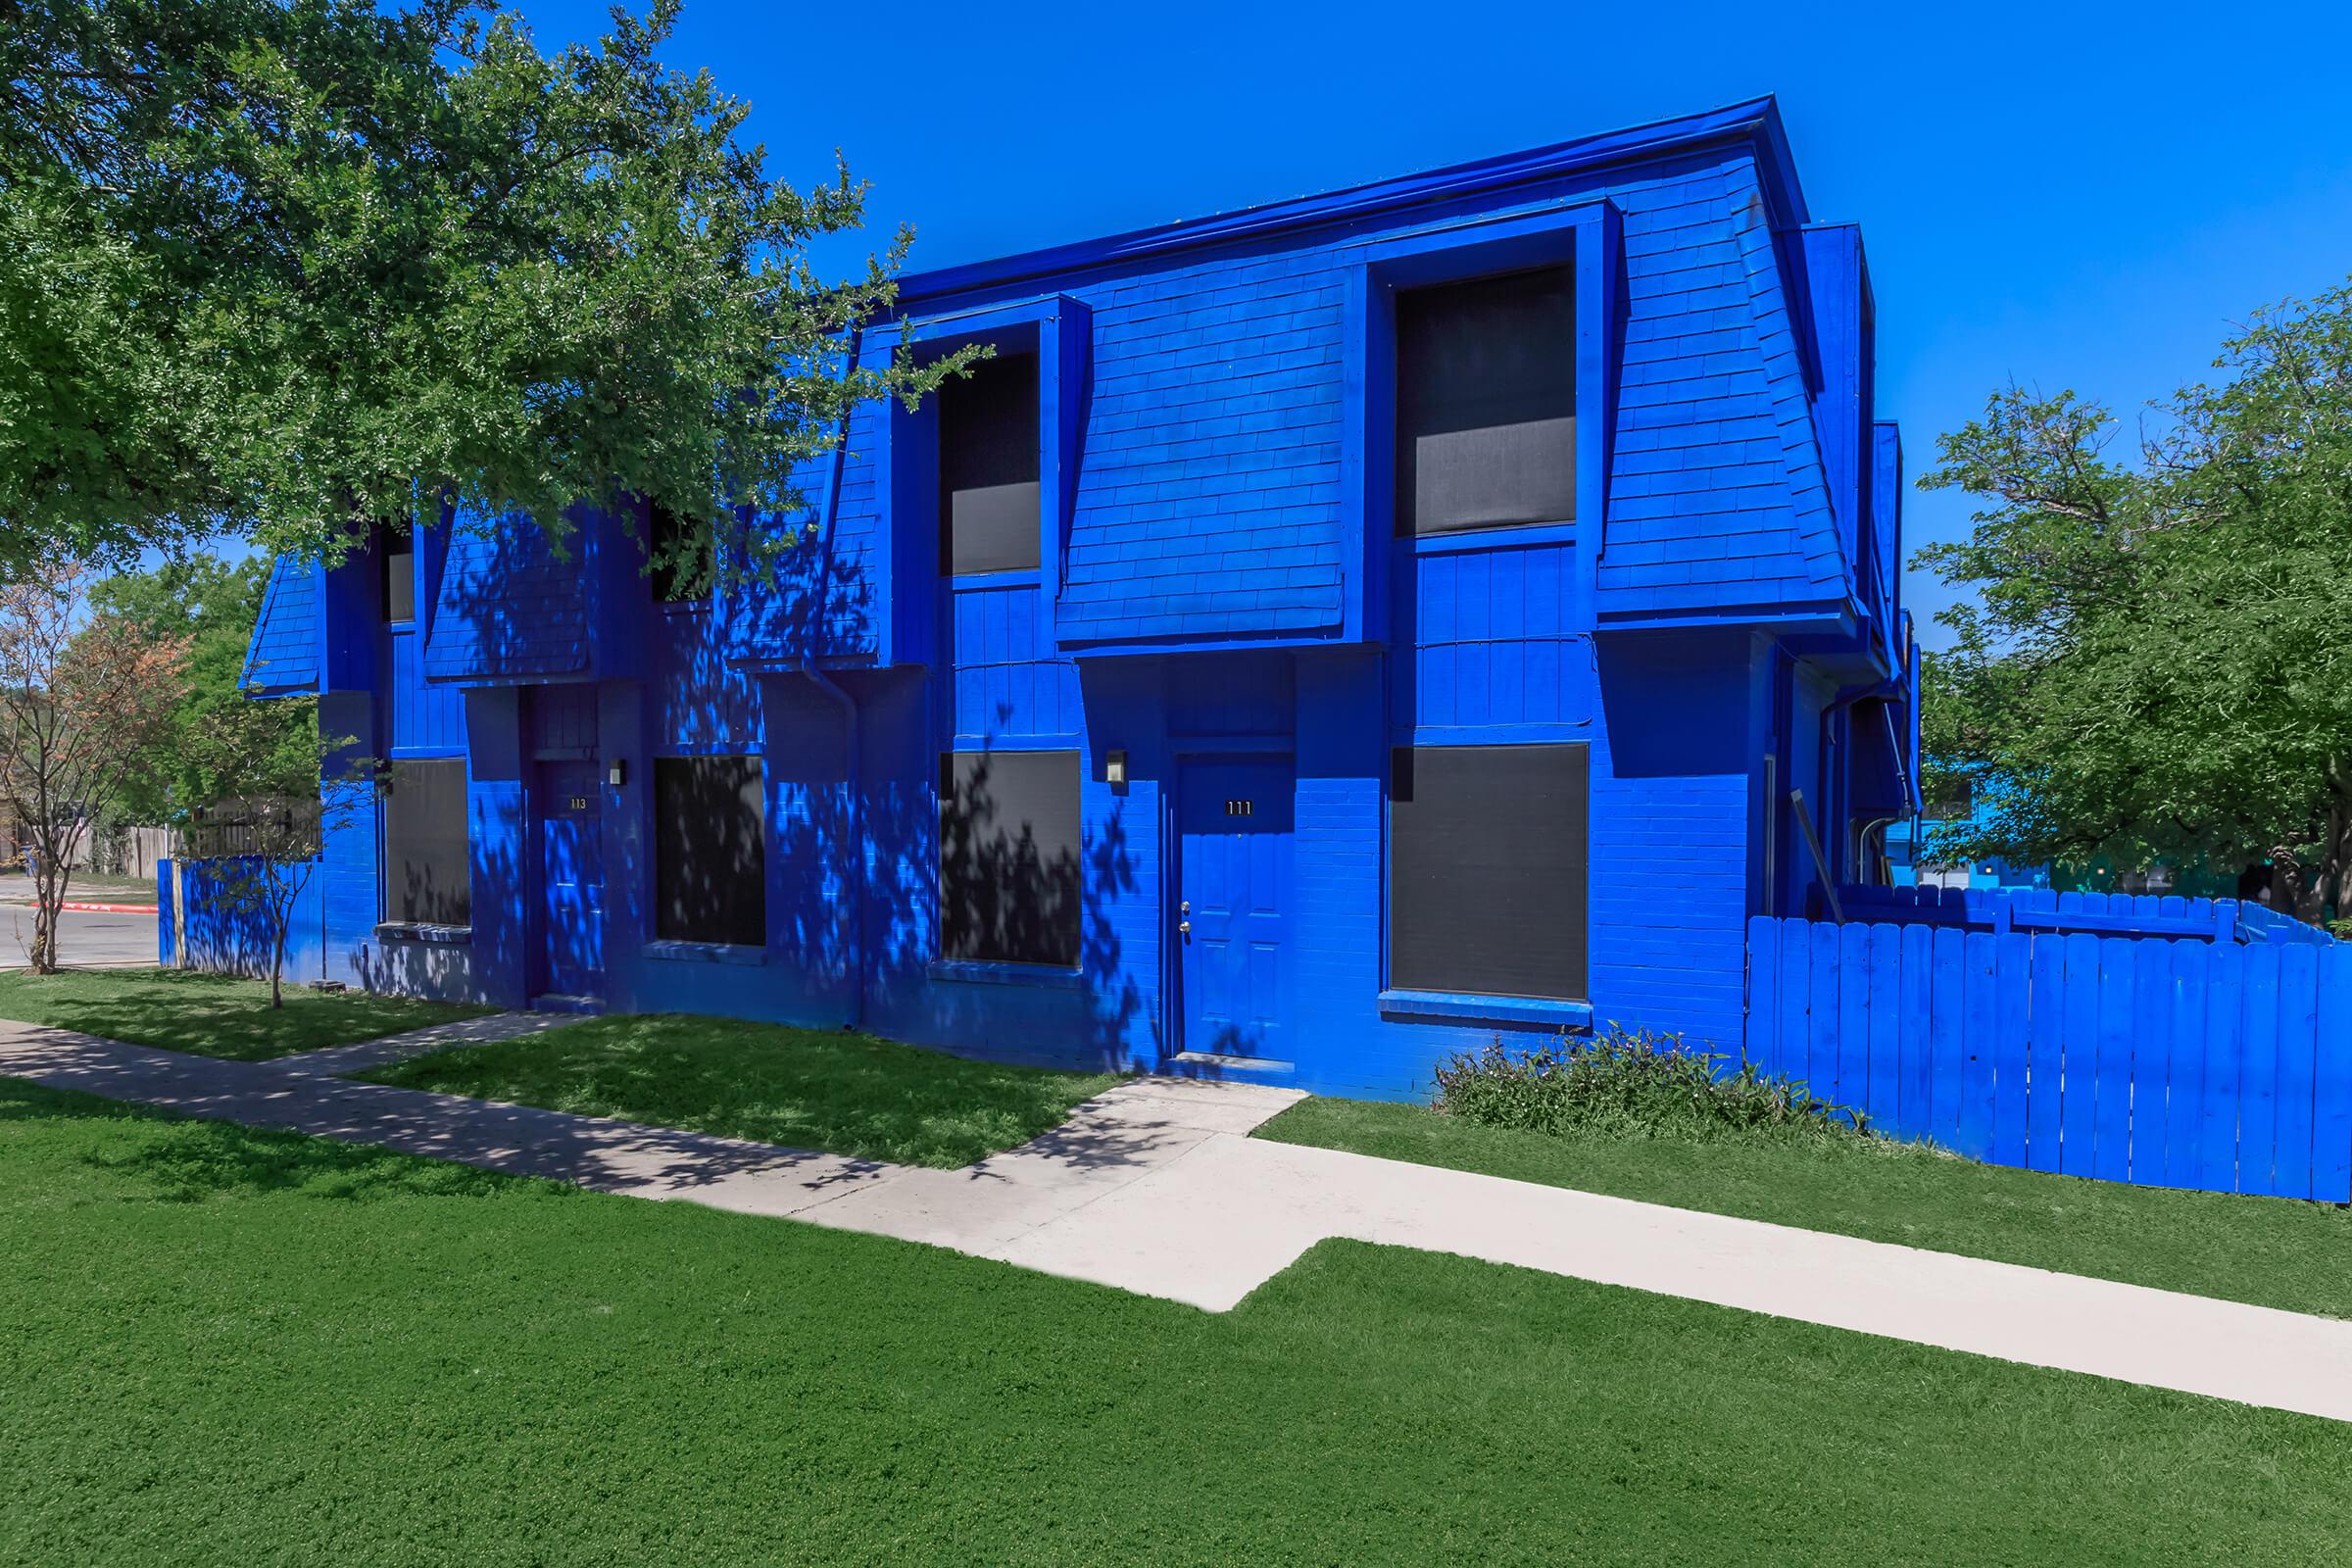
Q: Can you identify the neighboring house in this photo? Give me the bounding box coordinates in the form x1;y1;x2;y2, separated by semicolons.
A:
226;97;1919;1100
1885;781;2051;892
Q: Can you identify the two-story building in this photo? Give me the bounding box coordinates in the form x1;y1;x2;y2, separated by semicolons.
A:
226;96;1920;1100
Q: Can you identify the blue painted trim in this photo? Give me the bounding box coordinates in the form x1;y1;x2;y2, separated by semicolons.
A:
1167;735;1296;755
871;294;1091;662
374;922;472;946
1378;989;1594;1028
1408;519;1579;557
1345;198;1620;644
894;97;1797;303
1402;722;1594;746
927;958;1086;990
642;939;766;966
1063;631;1353;660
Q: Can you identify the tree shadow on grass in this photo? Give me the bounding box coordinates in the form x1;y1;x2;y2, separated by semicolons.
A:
0;969;487;1060
2;1077;565;1205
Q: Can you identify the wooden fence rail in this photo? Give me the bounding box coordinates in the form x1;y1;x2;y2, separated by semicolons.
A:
1745;916;2352;1200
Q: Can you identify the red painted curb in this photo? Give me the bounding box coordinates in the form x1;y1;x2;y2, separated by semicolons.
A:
58;902;159;914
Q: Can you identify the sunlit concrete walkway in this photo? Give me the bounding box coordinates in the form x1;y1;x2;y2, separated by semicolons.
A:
6;1015;2352;1425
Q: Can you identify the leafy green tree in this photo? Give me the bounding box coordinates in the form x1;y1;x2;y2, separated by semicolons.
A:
1918;283;2352;919
1;0;959;585
90;552;318;826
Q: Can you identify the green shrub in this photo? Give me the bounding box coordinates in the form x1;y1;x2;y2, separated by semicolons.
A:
1430;1026;1867;1145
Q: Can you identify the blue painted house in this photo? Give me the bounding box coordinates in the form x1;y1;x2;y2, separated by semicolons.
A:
224;97;1920;1099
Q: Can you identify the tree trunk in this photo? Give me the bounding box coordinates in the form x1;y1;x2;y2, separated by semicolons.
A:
270;915;286;1009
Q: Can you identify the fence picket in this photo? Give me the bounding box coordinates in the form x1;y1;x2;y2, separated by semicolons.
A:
2127;940;2171;1185
1809;922;1841;1105
2240;947;2281;1196
2201;948;2245;1194
1838;922;1871;1111
1746;917;1780;1075
2315;946;2352;1203
2093;939;2135;1183
1776;917;1809;1083
1866;923;1902;1134
2059;934;2101;1177
2275;945;2320;1200
1899;923;1934;1141
1990;932;2032;1167
2164;944;2207;1190
1956;931;1998;1160
2025;931;2064;1173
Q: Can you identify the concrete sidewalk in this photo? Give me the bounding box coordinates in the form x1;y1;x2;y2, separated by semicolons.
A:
6;1016;2352;1424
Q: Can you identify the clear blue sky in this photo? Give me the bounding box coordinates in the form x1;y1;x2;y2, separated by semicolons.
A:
522;0;2352;644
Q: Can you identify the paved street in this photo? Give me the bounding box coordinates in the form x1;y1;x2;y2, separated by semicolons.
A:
0;905;159;970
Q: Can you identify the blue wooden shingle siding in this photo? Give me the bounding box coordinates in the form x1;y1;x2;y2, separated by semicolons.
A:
219;98;1919;1100
241;554;322;695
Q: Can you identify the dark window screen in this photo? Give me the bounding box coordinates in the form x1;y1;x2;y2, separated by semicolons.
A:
940;750;1080;967
655;757;765;946
1390;744;1588;1001
649;502;706;602
382;759;469;925
1395;268;1577;536
939;352;1041;575
382;528;416;622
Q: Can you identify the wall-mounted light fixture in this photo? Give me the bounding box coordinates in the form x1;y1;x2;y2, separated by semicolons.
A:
608;759;627;789
1104;749;1128;788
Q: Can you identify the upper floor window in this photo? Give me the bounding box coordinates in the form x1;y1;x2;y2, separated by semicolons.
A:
939;351;1041;575
381;524;415;622
1394;267;1577;537
649;502;709;602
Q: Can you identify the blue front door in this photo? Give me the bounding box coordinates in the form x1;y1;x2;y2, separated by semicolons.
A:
1177;757;1295;1059
539;760;605;999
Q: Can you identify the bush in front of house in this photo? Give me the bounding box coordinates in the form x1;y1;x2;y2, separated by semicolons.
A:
1431;1026;1867;1144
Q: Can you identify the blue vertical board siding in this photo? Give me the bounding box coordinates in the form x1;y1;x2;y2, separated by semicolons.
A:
1927;927;1965;1148
2273;944;2320;1200
2200;948;2245;1194
1836;920;1870;1109
2318;946;2352;1202
1865;921;1902;1133
1954;930;1997;1159
2162;942;2207;1190
1898;923;1934;1140
2238;946;2281;1196
2024;932;2064;1173
1989;931;2030;1166
2058;934;2100;1177
2091;938;2134;1183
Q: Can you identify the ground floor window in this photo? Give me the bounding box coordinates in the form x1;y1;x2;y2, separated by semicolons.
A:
1389;743;1589;1001
654;756;765;947
939;749;1081;968
382;758;470;926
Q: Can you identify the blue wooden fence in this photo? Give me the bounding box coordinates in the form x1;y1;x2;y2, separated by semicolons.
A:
1838;884;2339;946
1746;915;2352;1200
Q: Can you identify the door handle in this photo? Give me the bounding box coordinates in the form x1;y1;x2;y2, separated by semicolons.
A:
1178;919;1192;937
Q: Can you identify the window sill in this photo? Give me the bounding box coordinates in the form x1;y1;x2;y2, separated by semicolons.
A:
642;940;766;967
928;958;1084;991
1377;989;1592;1029
374;922;471;946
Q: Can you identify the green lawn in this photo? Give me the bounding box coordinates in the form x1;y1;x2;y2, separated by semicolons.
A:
2;1078;2347;1565
367;1012;1126;1166
0;968;495;1061
1256;1097;2352;1320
